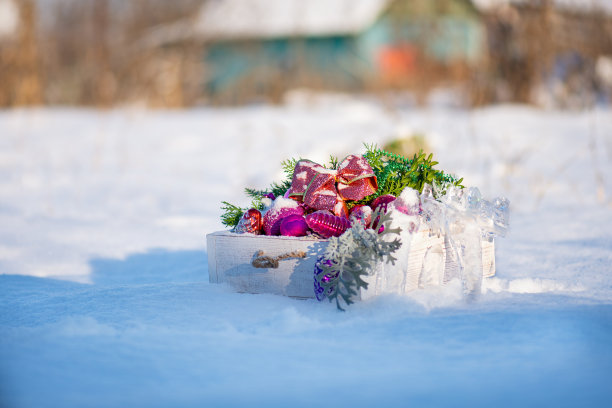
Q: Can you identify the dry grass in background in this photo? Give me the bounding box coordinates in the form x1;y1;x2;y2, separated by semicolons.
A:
1;0;203;108
470;2;612;107
0;0;43;106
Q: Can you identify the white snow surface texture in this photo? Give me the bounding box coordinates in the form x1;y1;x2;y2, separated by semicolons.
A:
1;97;612;407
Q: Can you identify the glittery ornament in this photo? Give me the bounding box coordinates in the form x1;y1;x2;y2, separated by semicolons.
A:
305;210;350;238
234;208;262;234
370;195;395;234
349;204;372;226
262;205;304;236
371;194;396;213
280;214;309;237
313;256;338;301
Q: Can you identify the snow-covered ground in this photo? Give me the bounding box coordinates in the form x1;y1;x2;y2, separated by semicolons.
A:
1;95;611;407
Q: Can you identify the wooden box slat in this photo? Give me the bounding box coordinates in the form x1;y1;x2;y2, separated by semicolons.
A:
207;230;495;299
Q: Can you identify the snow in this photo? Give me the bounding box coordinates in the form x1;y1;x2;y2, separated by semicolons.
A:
398;187;420;207
270;196;299;210
193;0;391;40
1;98;612;407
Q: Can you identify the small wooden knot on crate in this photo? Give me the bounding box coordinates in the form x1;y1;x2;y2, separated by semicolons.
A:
251;250;306;269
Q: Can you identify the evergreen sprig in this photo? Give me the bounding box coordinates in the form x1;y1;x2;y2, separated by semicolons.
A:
244;181;291;200
221;158;299;228
316;209;402;311
281;158;299;178
244;157;299;200
327;155;339;170
220;201;245;228
362;144;463;200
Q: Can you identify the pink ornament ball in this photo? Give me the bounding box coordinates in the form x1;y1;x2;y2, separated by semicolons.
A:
262;206;305;235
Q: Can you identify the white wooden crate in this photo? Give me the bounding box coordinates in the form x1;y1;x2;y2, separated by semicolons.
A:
207;230;495;299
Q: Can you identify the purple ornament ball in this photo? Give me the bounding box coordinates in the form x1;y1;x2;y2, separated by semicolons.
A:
280;214;309;237
313;256;338;301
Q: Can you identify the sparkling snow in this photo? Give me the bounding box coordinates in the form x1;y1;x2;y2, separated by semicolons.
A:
1;97;611;407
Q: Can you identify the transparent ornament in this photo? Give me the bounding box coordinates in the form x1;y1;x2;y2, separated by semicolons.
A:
492;197;510;237
465;187;482;212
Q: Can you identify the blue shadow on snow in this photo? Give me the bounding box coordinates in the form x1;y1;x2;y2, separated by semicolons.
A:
89;249;208;286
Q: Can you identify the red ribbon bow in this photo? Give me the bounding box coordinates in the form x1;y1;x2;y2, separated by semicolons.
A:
288;155;378;215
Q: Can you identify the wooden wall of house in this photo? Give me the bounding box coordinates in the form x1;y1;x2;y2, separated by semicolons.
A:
202;0;487;104
357;0;485;99
203;36;370;104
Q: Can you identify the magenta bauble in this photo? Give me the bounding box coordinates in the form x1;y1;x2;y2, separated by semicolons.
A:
280;214;309;237
371;194;396;213
305;210;351;238
262;205;305;235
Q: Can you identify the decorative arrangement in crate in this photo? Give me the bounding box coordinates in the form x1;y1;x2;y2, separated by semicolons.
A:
208;144;509;310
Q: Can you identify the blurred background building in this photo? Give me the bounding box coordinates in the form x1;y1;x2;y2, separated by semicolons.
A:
0;0;611;108
188;0;484;104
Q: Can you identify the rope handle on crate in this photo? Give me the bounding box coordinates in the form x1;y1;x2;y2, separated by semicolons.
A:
252;250;306;269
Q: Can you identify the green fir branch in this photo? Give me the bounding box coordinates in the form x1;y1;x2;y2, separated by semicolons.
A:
281;158;299;178
244;158;298;200
362;144;463;200
244;187;268;198
327;155;339;170
221;158;300;228
220;201;244;228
